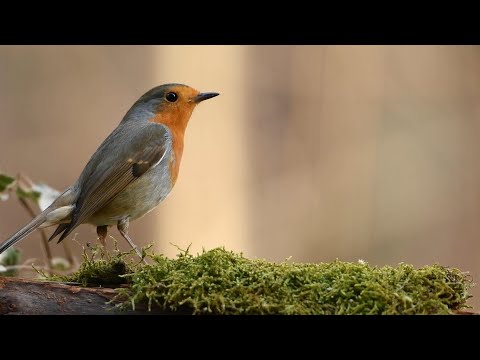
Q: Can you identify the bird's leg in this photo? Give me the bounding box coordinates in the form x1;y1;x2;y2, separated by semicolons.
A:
117;218;146;263
96;225;108;247
96;225;108;259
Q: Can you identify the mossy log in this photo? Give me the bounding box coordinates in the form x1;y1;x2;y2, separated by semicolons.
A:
0;277;173;315
1;248;477;315
0;276;476;315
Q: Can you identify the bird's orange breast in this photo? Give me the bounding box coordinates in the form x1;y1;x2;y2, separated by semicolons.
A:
149;107;193;186
167;128;184;186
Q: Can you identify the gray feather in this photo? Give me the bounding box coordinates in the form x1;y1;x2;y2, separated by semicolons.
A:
57;121;170;242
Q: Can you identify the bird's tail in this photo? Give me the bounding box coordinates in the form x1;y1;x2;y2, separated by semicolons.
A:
0;213;47;254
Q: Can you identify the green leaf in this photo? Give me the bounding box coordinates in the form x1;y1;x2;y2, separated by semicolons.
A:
16;186;41;202
0;174;15;192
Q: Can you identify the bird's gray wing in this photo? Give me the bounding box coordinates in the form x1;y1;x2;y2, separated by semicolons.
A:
54;122;169;243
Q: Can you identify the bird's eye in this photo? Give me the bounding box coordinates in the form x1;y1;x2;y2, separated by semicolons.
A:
166;92;178;102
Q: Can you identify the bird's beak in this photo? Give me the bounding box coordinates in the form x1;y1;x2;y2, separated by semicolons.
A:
193;92;220;103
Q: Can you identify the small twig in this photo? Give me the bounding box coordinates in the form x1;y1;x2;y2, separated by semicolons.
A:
16;173;77;273
18;197;53;274
62;241;75;268
1;264;70;276
21;257;38;265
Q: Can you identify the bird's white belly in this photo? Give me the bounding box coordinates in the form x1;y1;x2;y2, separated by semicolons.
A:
87;160;174;226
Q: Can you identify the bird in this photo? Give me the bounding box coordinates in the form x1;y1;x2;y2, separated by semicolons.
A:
0;83;219;260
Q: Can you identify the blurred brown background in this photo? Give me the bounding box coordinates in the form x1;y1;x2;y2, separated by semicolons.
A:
1;45;479;310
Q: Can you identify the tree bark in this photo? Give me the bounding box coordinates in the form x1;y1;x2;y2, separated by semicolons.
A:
0;277;172;315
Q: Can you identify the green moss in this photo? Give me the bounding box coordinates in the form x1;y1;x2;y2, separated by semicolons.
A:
49;245;140;287
49;246;474;314
123;248;473;314
63;257;132;286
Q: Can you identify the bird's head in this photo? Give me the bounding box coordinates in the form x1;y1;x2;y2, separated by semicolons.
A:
128;83;219;130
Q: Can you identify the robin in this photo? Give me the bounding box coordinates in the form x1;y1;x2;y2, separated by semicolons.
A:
0;83;219;260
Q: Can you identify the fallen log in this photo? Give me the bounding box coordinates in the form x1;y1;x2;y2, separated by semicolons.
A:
0;277;171;315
